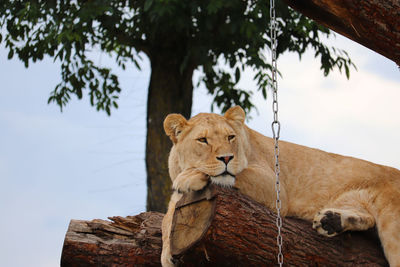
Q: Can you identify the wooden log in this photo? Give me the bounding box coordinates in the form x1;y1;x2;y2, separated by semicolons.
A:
282;0;400;65
61;185;388;266
61;212;164;266
169;185;388;266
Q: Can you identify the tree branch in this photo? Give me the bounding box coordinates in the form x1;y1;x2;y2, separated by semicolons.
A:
282;0;400;65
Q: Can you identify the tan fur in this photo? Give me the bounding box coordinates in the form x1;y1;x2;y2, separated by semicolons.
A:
161;106;400;267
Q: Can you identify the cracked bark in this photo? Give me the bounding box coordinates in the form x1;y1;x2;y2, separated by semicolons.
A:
61;185;388;266
61;213;164;266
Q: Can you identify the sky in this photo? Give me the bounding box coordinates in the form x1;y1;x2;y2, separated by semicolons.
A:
0;31;399;266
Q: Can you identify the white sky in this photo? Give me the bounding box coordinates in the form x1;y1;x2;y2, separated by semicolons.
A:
0;32;399;266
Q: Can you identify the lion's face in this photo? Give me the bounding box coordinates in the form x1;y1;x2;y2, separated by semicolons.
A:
164;106;249;187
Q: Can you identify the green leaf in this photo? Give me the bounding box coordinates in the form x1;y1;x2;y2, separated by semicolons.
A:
7;49;14;59
261;88;266;99
133;59;141;70
144;0;153;12
345;64;350;79
76;87;83;99
235;67;240;83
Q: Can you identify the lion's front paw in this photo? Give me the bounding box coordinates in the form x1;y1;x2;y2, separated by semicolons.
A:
312;209;344;237
172;169;209;193
173;177;208;193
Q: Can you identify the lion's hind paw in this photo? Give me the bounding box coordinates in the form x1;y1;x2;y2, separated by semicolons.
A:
313;210;344;237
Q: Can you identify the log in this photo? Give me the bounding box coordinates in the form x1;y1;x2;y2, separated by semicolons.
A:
169;185;388;266
61;212;164;266
61;185;388;266
282;0;400;65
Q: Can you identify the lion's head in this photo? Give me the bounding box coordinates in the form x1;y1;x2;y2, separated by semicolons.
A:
164;106;250;187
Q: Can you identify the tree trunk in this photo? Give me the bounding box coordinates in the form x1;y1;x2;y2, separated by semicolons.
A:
61;185;388;266
146;50;195;212
282;0;400;65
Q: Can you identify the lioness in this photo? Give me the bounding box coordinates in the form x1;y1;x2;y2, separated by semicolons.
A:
161;106;400;266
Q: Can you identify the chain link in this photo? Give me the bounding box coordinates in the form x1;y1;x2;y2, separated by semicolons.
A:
270;0;283;266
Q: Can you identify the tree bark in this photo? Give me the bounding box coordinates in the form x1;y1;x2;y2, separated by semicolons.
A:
282;0;400;65
61;185;388;266
61;212;164;266
146;49;195;212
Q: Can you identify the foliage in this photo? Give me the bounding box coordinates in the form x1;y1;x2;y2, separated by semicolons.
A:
0;0;355;115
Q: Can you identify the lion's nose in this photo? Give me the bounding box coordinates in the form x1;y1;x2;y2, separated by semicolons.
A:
217;155;234;165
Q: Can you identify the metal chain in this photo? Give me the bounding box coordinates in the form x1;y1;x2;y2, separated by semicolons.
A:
269;0;283;266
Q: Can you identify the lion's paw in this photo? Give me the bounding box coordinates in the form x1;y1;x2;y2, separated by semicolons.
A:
173;177;208;193
312;209;344;237
172;170;209;193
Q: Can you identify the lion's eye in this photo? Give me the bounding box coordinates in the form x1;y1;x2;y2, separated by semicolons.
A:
228;135;235;141
197;137;208;144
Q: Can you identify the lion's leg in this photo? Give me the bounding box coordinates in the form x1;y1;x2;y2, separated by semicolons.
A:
172;168;209;193
372;187;400;267
161;192;183;267
312;190;375;237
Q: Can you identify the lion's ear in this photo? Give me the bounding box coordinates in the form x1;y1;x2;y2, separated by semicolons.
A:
224;106;245;124
164;114;188;143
